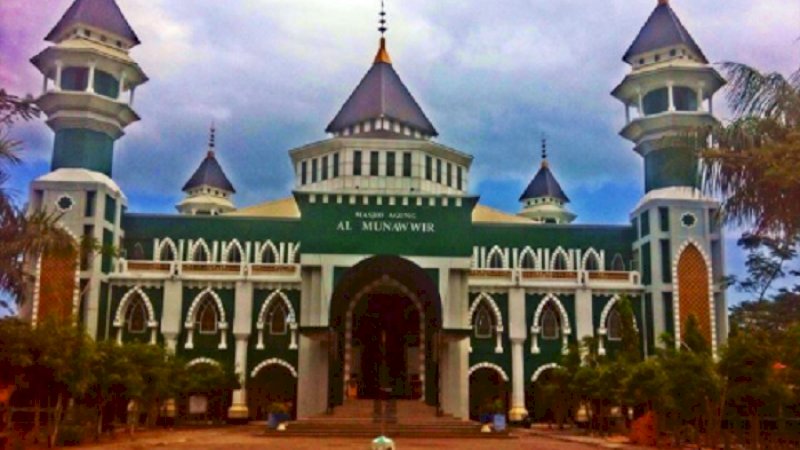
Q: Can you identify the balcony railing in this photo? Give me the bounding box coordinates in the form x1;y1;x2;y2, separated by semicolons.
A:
469;268;641;285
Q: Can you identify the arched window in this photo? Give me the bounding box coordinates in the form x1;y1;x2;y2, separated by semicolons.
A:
643;88;669;115
227;245;242;263
488;252;503;269
553;253;568;271
160;243;176;261
584;253;600;271
193;244;208;262
673;86;699;111
262;245;278;264
268;302;288;335
611;253;625;271
607;309;623;341
541;306;560;340
196;297;218;334
520;252;536;269
126;296;147;334
131;243;145;261
474;303;494;339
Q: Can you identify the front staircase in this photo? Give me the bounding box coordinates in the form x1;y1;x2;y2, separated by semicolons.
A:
260;399;513;439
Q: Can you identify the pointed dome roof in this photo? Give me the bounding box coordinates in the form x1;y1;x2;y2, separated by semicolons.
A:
623;0;706;64
519;161;570;203
326;38;438;137
182;152;236;193
45;0;140;45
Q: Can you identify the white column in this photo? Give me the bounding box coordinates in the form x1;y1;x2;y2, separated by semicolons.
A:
55;61;63;91
118;72;127;102
625;104;630;123
163;333;178;353
637;89;644;117
696;84;705;112
228;335;249;420
87;62;96;93
42;75;48;95
667;82;675;111
509;338;528;421
709;96;714;115
130;87;136;105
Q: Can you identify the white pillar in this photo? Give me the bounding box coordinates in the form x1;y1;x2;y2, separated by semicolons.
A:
696;84;705;112
87;62;96;93
118;72;127;102
42;75;48;95
667;82;675;111
54;61;63;91
637;90;644;117
228;335;249;421
130;87;136;105
163;334;178;353
625;104;630;123
509;338;528;421
709;96;714;115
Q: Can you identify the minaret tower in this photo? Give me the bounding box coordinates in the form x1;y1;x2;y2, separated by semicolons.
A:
22;0;147;333
177;125;237;215
613;0;727;354
518;138;576;224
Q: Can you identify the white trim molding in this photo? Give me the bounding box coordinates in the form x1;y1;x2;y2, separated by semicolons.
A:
468;362;510;382
186;357;220;367
531;363;561;383
469;292;504;353
672;239;717;357
530;293;571;355
255;290;298;350
250;357;298;378
184;287;229;350
113;286;158;345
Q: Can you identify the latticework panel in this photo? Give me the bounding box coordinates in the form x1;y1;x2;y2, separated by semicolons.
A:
677;245;712;345
37;251;77;321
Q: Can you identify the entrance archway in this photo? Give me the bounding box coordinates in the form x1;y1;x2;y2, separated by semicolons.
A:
329;255;442;408
248;361;297;420
468;365;509;421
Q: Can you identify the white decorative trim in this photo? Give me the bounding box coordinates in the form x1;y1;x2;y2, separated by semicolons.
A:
581;248;603;271
531;363;561;382
222;239;245;263
186;357;220;367
550;246;571;271
255;290;298;350
486;245;506;269
257;240;280;264
184;287;228;350
113;286;157;328
530;293;571;355
155;238;178;262
250;357;298;378
469;292;504;353
188;239;211;262
596;295;639;355
672;239;717;356
518;246;539;269
468;362;509;382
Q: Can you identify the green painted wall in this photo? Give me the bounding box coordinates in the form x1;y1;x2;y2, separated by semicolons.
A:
52;128;114;176
645;147;698;192
468;292;512;377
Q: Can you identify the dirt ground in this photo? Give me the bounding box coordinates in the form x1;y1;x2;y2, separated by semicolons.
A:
62;426;607;450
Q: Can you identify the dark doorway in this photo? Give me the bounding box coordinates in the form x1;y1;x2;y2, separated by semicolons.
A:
352;288;421;399
248;365;297;420
468;368;509;421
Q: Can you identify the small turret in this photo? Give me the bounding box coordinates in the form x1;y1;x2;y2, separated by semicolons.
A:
177;125;236;215
518;139;576;224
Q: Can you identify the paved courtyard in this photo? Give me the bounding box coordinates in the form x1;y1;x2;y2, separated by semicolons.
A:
71;426;611;450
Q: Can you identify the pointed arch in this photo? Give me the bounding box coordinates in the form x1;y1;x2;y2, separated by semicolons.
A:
486;246;505;269
250;358;298;378
255;290;298;350
530;293;571;354
184;287;228;350
673;240;716;355
186;357;220;368
582;248;602;271
611;253;626;271
519;246;538;270
468;293;504;330
222;239;245;264
531;363;561;383
258;240;280;264
468;362;509;382
189;239;211;262
550;247;570;271
156;238;178;262
113;286;158;344
131;243;146;260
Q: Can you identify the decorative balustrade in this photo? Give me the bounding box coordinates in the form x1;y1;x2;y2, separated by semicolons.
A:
117;259;300;278
468;268;641;285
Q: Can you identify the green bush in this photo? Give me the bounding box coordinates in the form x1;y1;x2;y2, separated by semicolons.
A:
57;424;85;446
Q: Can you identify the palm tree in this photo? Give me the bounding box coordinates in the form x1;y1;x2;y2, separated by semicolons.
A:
701;62;800;240
0;90;76;315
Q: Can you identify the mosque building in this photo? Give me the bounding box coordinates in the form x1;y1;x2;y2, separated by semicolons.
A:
21;0;727;422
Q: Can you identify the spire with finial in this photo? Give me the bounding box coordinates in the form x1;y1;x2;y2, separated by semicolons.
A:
374;0;392;64
540;136;549;168
207;122;216;157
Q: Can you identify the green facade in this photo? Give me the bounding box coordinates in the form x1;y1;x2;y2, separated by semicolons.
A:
52;128;115;176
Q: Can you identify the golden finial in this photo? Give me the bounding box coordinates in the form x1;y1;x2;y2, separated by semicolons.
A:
374;1;392;64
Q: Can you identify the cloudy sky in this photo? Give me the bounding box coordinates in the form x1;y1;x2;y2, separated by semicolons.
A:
1;0;798;304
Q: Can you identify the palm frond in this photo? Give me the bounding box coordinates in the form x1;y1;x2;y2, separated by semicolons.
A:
720;62;800;124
